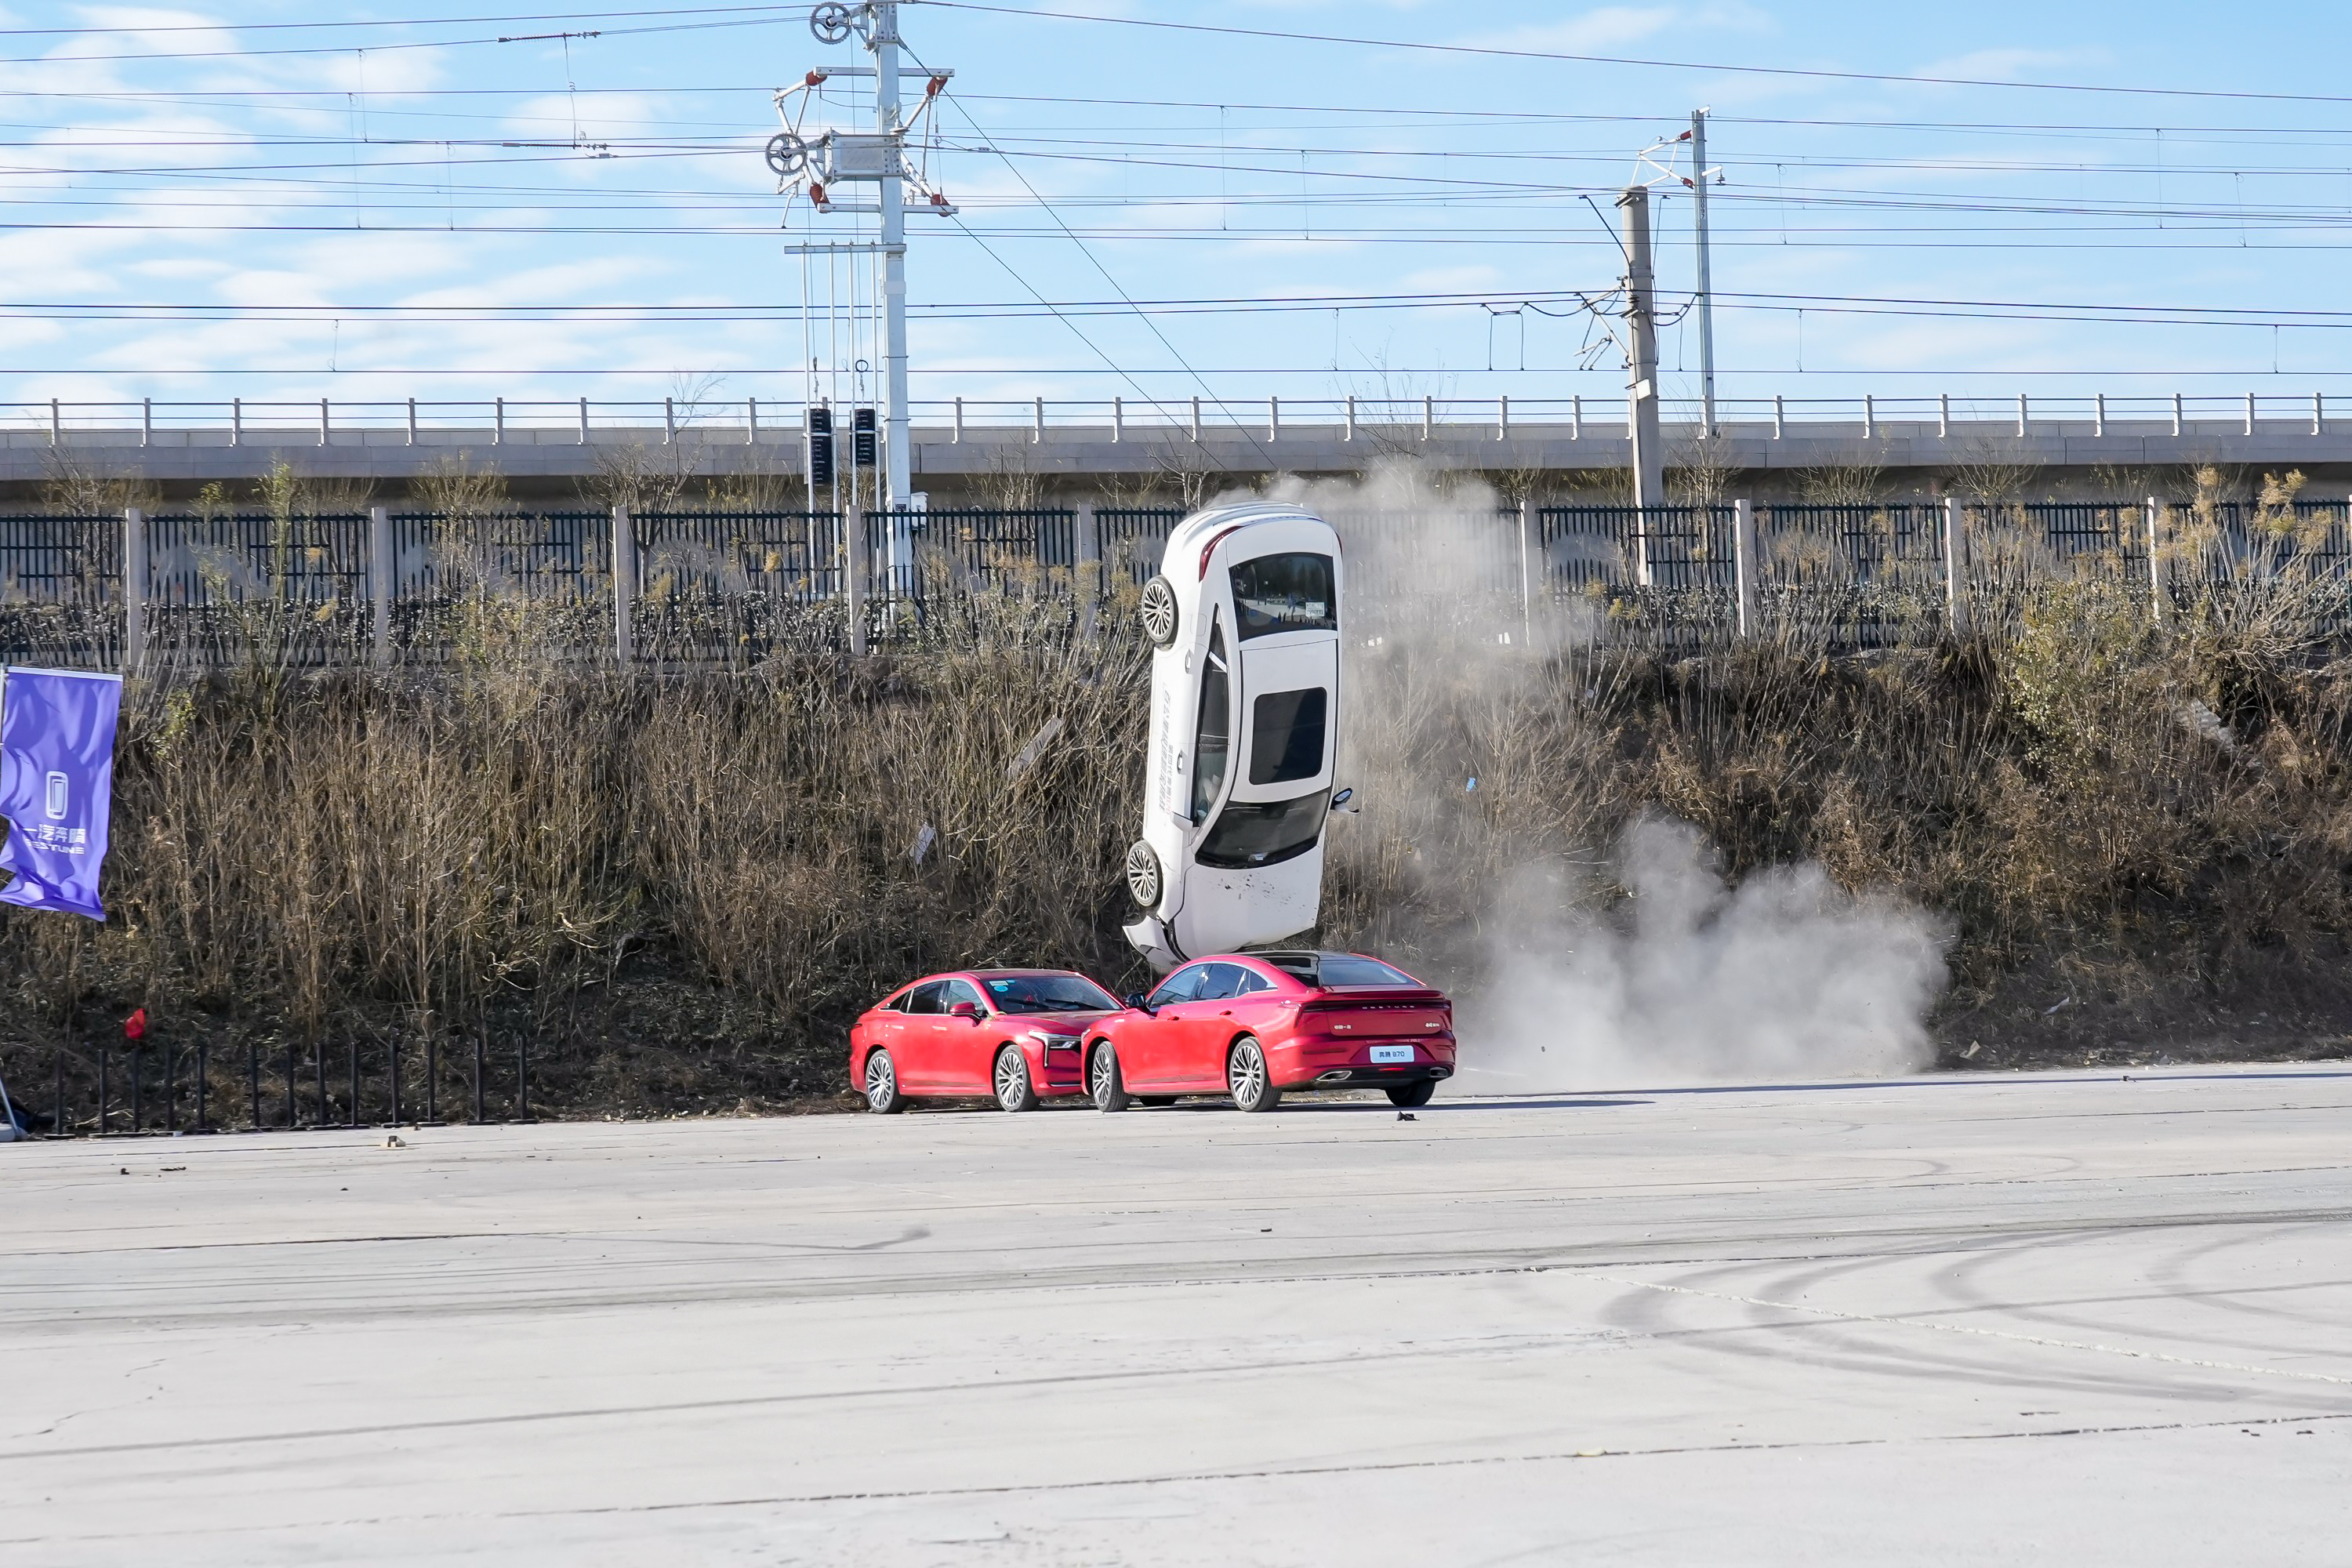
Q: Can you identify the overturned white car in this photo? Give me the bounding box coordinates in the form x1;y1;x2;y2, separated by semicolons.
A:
1123;503;1347;971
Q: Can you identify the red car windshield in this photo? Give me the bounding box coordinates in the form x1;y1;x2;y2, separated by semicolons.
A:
982;974;1120;1014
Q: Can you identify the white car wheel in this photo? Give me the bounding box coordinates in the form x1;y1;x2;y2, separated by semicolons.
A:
1139;575;1180;648
1124;840;1163;909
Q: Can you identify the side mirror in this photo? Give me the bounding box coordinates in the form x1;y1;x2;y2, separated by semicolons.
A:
1330;787;1355;811
949;1001;983;1022
1123;993;1149;1013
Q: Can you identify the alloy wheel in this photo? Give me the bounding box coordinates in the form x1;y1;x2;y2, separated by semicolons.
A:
1090;1042;1129;1112
865;1050;905;1114
1124;840;1163;909
994;1047;1036;1112
1139;575;1180;648
1229;1036;1279;1113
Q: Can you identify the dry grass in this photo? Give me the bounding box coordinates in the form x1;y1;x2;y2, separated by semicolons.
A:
11;554;2352;1125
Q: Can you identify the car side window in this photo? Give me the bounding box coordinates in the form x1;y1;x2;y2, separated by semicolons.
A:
1148;964;1209;1009
941;978;987;1013
902;982;944;1015
1193;963;1248;1001
1232;968;1275;995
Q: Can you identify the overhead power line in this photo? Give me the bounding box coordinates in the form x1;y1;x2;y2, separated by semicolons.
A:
912;2;2352;107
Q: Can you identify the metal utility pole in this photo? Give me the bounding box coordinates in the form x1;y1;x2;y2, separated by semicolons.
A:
1618;183;1665;582
872;2;911;521
771;2;956;572
1689;108;1718;437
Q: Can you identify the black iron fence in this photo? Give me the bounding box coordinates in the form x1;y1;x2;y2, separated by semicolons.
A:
16;1029;543;1138
6;498;2351;663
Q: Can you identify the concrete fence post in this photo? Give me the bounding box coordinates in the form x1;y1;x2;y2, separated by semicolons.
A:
141;397;152;448
231;397;242;447
1943;497;1972;638
953;396;964;443
1773;394;1784;439
1570;394;1582;440
1268;396;1279;443
1938;392;1950;438
368;505;393;667
1862;394;1875;440
2172;392;2183;437
2245;392;2256;437
844;501;869;656
2016;394;2028;438
1515;497;1532;645
1076;499;1100;636
612;503;636;665
747;397;759;445
122;508;147;675
1733;497;1759;641
1421;394;1433;441
1344;395;1357;442
1033;396;1045;444
318;398;330;447
494;397;505;446
577;397;589;445
2147;495;2170;628
407;397;418;445
2095;393;2107;438
1497;394;1510;442
1112;396;1123;444
663;399;675;445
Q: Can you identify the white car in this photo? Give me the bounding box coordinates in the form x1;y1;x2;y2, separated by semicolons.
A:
1123;503;1348;971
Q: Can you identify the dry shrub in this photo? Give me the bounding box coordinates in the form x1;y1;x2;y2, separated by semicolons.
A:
0;602;1152;1120
13;551;2352;1122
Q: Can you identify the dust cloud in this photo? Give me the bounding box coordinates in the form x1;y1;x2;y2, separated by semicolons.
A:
1457;818;1947;1091
1250;460;1949;1090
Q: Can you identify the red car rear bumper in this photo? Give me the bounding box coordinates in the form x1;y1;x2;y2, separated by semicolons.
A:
1267;1032;1456;1091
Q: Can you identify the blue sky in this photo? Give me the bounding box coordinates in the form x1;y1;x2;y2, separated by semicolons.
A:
2;0;2349;427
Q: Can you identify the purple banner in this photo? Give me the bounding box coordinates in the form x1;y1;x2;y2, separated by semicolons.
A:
0;667;123;922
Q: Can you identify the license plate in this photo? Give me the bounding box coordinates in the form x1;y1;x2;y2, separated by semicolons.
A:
1369;1045;1415;1064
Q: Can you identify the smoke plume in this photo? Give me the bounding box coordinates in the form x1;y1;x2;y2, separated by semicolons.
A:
1250;460;1949;1090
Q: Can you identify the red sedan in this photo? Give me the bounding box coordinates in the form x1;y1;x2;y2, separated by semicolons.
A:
1084;950;1454;1113
852;969;1123;1113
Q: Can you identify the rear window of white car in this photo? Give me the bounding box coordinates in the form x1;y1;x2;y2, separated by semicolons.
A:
1230;553;1336;640
1249;688;1327;785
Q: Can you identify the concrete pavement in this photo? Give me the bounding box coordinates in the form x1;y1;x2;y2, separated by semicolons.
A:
3;1065;2349;1563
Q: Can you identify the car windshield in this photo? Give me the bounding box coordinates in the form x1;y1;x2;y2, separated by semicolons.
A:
983;974;1120;1014
1195;788;1329;869
1230;553;1336;640
1316;955;1421;987
1259;952;1421;988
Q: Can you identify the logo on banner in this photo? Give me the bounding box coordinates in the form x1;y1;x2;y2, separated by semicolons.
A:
0;666;122;920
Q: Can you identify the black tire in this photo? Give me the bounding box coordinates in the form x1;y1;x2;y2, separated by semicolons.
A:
993;1047;1038;1112
863;1049;907;1114
1124;840;1163;909
1229;1036;1281;1113
1139;575;1180;648
1385;1080;1437;1109
1136;1095;1177;1107
1089;1041;1130;1112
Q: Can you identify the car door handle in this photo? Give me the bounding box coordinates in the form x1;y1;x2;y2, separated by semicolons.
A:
1220;1009;1232;1016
